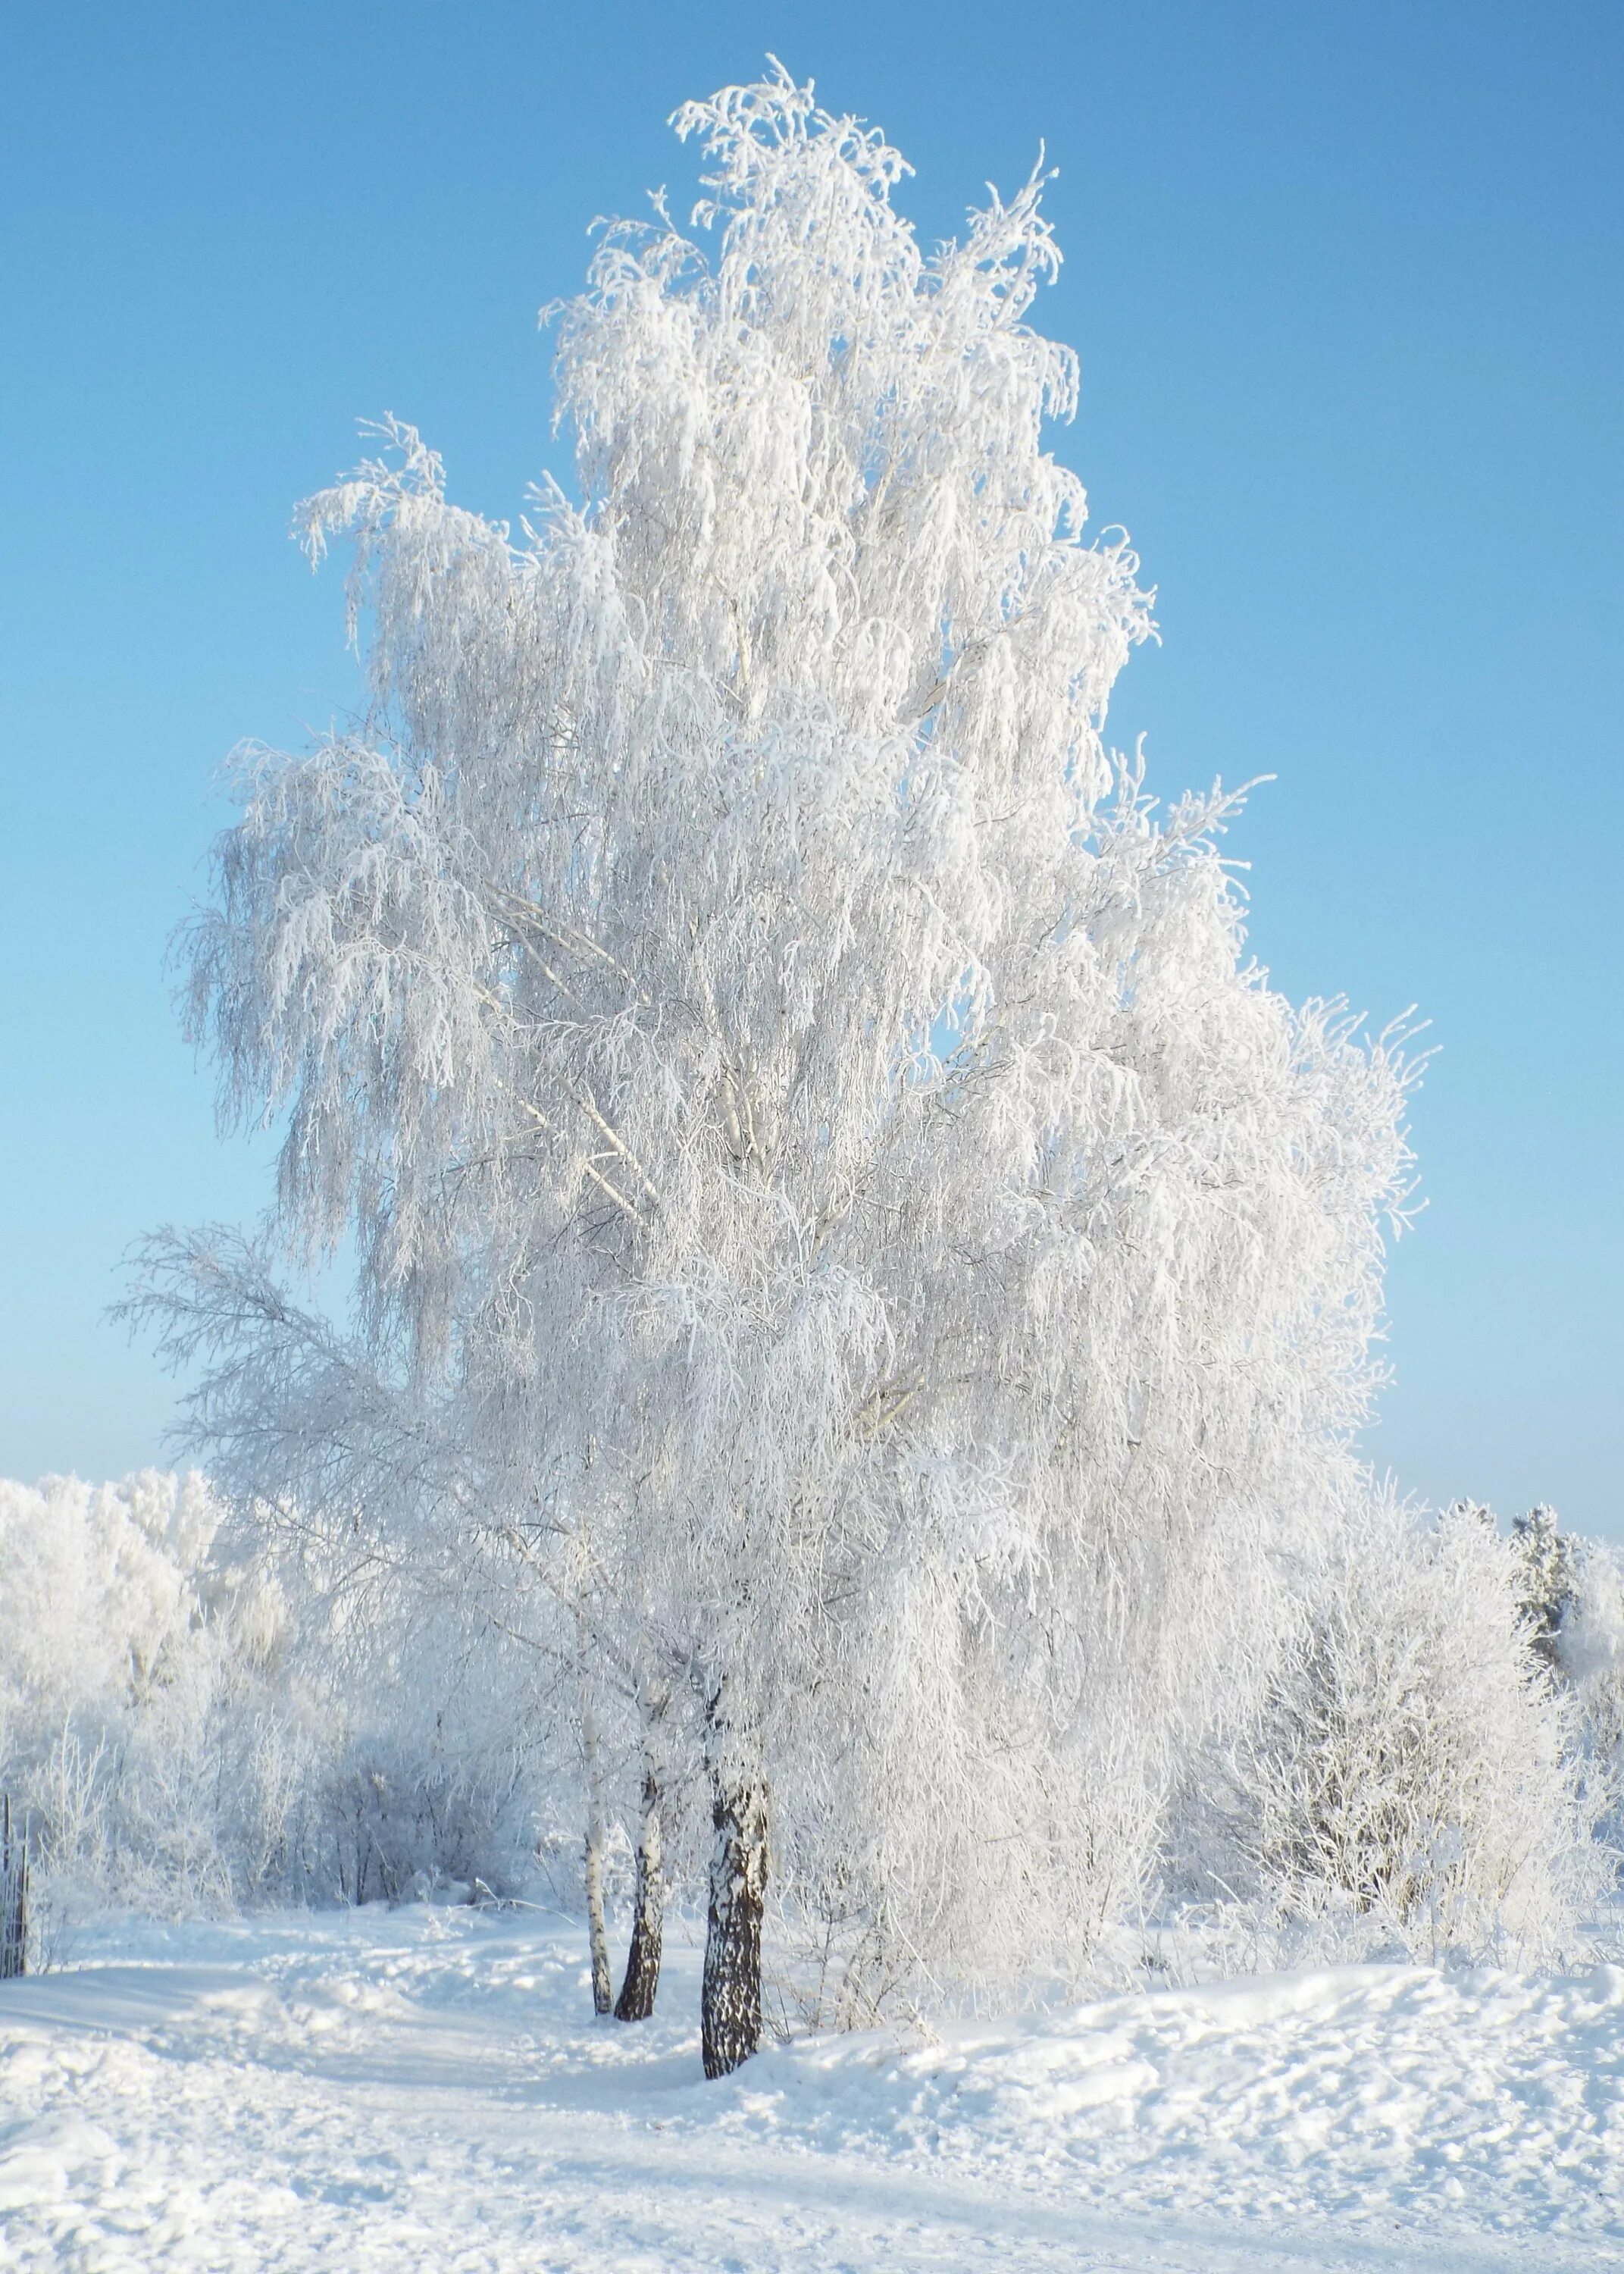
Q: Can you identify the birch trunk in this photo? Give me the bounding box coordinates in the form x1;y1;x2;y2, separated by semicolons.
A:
701;1692;767;2078
613;1754;664;2021
579;1646;613;2017
0;1796;27;1981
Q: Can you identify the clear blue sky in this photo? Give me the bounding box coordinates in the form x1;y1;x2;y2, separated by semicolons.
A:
2;2;1619;1531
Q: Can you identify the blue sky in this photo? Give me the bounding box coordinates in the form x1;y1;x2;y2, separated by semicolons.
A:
2;2;1619;1530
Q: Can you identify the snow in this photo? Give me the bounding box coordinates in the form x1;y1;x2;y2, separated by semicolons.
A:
2;1908;1619;2269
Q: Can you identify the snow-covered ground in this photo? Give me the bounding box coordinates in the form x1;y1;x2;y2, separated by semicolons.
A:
1;1907;1620;2271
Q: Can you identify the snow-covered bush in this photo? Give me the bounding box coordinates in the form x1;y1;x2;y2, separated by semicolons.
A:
0;1470;293;1909
277;1559;565;1907
1544;1530;1624;1862
1202;1497;1590;1961
1463;1502;1622;1875
0;1471;552;1913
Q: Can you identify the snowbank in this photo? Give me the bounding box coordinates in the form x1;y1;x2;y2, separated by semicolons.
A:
1;1906;1619;2269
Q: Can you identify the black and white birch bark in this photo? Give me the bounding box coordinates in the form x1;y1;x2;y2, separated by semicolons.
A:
700;1686;767;2078
614;1675;668;2021
579;1631;613;2017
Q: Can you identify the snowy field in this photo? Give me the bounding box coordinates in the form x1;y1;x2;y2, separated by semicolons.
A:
2;1908;1621;2272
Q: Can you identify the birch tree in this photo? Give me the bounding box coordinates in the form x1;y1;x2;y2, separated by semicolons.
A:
148;64;1418;2069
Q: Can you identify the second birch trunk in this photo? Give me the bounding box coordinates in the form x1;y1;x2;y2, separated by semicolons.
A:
579;1635;613;2016
614;1672;668;2020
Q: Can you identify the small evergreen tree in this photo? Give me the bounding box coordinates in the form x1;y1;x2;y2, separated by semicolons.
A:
1510;1504;1581;1671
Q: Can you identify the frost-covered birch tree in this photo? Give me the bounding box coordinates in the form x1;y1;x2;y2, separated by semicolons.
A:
144;65;1417;2072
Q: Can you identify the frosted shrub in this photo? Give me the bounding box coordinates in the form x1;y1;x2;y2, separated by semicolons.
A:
1461;1502;1623;1879
1548;1533;1624;1864
0;1472;548;1912
294;1607;552;1906
1221;1498;1587;1960
0;1471;279;1906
